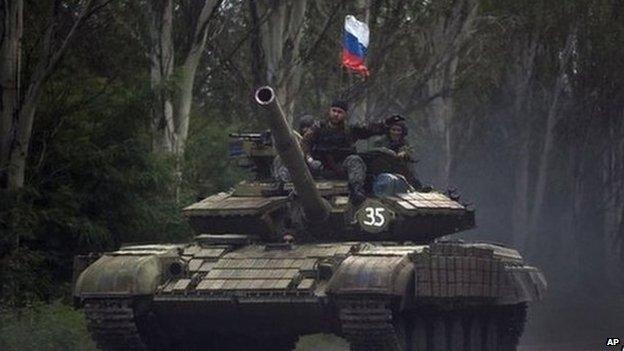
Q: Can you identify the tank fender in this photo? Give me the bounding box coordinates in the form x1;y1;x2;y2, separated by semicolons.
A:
326;254;414;304
499;266;547;304
410;243;547;304
74;254;164;298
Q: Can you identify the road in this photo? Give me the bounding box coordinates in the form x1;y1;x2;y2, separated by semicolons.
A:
518;343;602;351
296;335;602;351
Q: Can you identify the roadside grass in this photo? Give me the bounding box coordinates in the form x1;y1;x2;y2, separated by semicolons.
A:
0;301;97;351
0;302;351;351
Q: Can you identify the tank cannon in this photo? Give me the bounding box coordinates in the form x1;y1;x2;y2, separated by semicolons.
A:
254;86;330;223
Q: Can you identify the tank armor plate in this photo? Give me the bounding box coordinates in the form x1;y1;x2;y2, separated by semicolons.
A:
194;234;258;245
157;243;356;299
183;192;287;216
387;191;465;211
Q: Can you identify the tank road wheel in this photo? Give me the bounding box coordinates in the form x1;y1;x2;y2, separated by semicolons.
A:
408;304;527;351
338;298;408;351
83;298;172;351
410;313;463;351
410;315;427;351
497;303;528;351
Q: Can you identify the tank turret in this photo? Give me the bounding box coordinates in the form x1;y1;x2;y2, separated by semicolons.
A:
182;86;475;242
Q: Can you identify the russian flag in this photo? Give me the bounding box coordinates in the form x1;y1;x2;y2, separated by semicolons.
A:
342;15;370;77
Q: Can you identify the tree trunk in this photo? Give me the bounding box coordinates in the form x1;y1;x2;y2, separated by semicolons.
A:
148;0;175;154
512;140;530;249
423;0;477;187
174;0;219;157
248;0;266;88
526;30;575;252
509;29;538;248
1;0;92;190
426;53;458;187
144;0;219;201
6;82;39;190
148;0;219;159
426;86;453;187
0;0;23;189
258;0;307;125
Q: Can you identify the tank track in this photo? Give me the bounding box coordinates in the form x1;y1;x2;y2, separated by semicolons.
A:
497;303;528;350
338;297;405;351
83;298;149;351
411;304;527;351
339;298;527;351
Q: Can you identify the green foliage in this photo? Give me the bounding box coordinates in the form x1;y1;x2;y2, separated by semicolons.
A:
183;112;248;198
0;15;244;305
0;249;51;307
0;302;97;351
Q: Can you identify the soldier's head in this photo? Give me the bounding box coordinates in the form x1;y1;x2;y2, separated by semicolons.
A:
388;120;407;142
328;100;348;125
298;115;316;135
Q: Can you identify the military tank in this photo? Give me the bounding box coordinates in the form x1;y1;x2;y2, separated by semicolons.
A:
73;86;546;351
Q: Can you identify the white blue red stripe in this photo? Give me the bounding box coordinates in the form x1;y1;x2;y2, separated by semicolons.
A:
342;15;370;76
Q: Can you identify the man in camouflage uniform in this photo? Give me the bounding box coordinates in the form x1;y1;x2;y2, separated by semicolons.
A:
273;115;322;183
374;118;413;160
302;100;404;204
373;118;422;189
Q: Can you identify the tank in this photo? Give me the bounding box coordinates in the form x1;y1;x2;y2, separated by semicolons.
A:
73;86;546;351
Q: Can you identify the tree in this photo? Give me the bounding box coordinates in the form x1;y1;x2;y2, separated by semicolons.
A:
0;0;23;190
0;0;95;191
148;0;222;158
249;0;308;125
420;0;478;186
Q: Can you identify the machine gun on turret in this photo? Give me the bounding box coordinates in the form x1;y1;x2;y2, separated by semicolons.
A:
228;130;275;180
229;131;272;146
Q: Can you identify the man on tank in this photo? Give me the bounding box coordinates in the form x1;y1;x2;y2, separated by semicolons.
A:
301;100;404;204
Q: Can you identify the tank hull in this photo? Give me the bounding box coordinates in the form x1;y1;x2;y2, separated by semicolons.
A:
75;240;545;350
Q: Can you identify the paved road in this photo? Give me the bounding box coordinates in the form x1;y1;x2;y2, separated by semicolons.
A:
298;344;601;351
518;343;601;351
296;335;602;351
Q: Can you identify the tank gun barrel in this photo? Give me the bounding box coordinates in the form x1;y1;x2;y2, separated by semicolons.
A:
254;86;329;222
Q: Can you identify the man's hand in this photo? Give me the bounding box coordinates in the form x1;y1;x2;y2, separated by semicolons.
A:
306;156;323;171
384;114;405;126
396;151;408;159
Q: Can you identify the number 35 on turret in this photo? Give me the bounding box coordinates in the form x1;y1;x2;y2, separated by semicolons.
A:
355;199;395;233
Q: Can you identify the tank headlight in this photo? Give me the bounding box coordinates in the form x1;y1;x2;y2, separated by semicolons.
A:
168;261;185;278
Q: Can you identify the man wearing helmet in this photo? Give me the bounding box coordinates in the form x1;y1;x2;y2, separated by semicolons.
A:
375;118;413;161
371;117;422;189
273;115;322;183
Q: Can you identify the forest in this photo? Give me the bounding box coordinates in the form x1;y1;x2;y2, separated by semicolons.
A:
1;0;623;350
